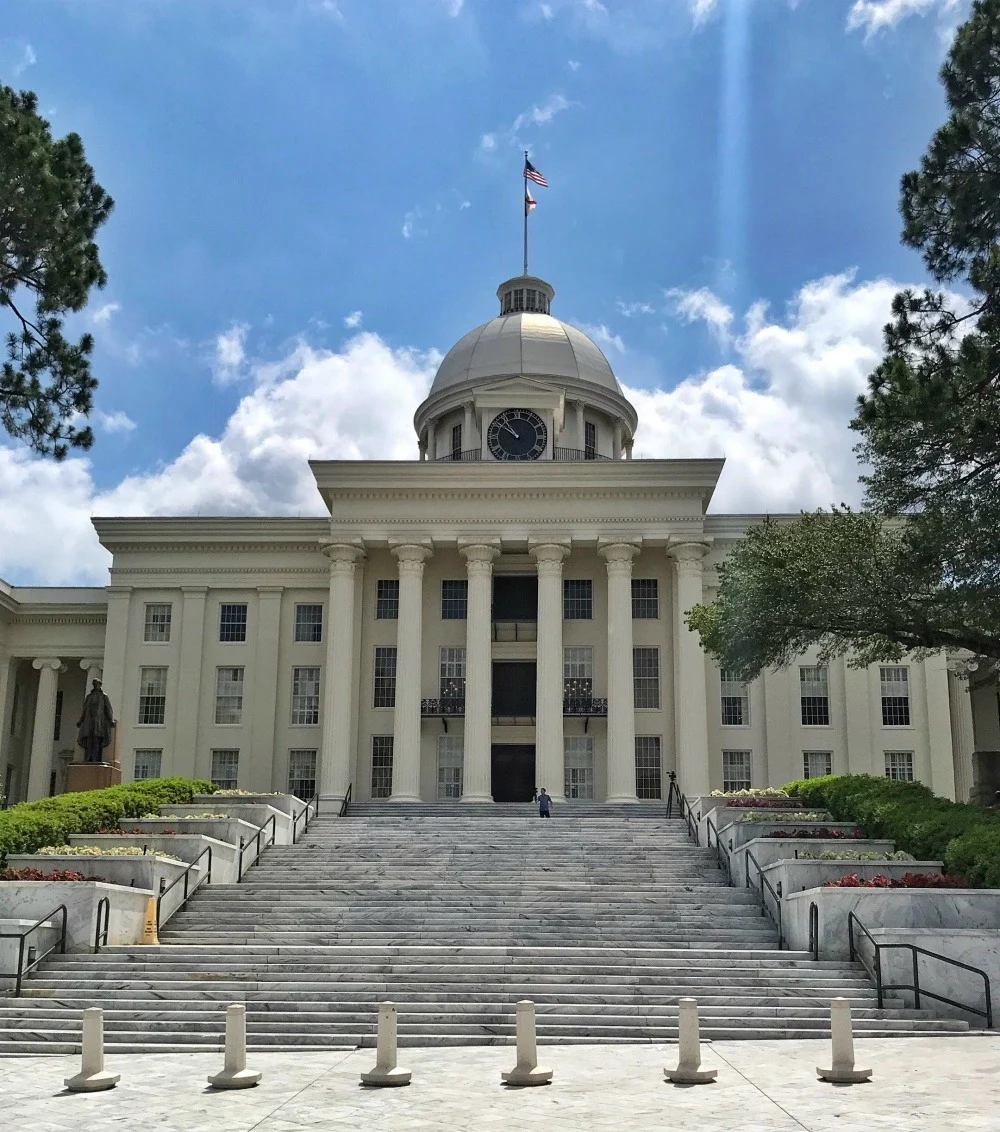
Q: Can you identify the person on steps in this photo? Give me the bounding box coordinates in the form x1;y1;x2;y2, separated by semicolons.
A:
538;788;552;819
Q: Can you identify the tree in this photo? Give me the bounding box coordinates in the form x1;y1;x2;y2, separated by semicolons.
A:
0;85;113;458
689;0;1000;678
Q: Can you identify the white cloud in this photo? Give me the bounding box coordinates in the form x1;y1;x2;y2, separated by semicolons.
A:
478;133;496;154
568;59;581;70
846;0;962;36
89;301;120;326
95;410;137;434
615;299;655;318
578;322;625;354
540;2;555;16
512;93;573;132
443;0;464;13
666;286;734;345
402;208;422;239
344;310;363;329
213;321;250;383
689;0;718;27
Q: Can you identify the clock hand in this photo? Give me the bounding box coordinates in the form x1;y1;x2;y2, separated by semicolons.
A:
503;422;519;438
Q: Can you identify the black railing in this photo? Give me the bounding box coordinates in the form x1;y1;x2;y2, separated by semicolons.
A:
421;697;466;717
339;782;353;819
292;791;319;844
706;813;733;883
94;896;110;953
492;620;537;642
679;794;699;845
237;815;277;881
157;845;213;929
808;901;819;962
848;911;993;1027
0;904;68;995
665;772;682;818
553;447;613;461
745;847;783;947
563;697;608;717
436;449;482;461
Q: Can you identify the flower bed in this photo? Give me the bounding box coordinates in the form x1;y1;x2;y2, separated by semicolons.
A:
0;867;107;882
99;827;177;835
153;811;230;820
723;797;806;809
212;789;283;797
709;788;790;799
797;849;913;862
824;871;968;889
763;827;865;839
738;810;829;823
35;844;183;861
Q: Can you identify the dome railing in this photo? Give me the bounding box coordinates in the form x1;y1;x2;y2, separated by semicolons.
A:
436;449;483;462
435;447;613;462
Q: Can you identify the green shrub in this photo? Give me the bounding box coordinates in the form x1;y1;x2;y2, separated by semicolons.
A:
0;778;213;864
782;774;1000;888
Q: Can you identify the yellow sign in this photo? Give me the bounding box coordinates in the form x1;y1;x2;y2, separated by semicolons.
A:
141;896;159;945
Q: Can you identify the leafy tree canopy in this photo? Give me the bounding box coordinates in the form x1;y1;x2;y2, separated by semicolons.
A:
690;0;1000;678
0;85;113;458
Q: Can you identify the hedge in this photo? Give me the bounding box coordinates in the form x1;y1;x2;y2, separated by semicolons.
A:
0;778;213;864
784;773;1000;888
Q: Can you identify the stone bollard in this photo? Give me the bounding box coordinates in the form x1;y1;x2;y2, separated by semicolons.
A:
207;1004;262;1089
664;998;718;1084
817;998;872;1084
360;1003;412;1087
64;1007;120;1092
501;1000;553;1086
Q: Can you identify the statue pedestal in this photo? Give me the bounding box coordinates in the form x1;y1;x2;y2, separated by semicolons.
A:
65;763;122;794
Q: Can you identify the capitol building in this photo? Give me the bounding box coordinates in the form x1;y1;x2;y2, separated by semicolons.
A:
0;272;995;807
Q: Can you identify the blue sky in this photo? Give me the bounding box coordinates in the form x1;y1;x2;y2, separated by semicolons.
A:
0;0;972;584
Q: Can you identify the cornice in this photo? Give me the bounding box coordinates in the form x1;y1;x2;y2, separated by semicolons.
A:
14;613;107;626
110;567;328;577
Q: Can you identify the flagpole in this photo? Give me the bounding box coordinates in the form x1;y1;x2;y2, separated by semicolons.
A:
523;150;529;276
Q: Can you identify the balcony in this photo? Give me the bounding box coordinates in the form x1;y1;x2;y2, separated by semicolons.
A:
421;698;466;731
553;447;612;462
563;697;608;717
436;449;482;461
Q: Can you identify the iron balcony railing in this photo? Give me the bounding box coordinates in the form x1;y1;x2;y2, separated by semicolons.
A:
563;697;608;717
553;447;612;461
436;449;482;461
421;697;467;717
435;448;614;463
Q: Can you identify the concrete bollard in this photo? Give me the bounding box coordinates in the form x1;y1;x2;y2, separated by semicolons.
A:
664;998;718;1084
501;1000;553;1086
360;1003;411;1086
817;998;872;1084
207;1004;262;1089
64;1007;120;1092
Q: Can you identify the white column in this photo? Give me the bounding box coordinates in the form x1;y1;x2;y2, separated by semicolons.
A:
460;543;497;802
27;658;62;801
613;420;623;460
532;543;568;802
79;658;104;685
390;544;431;802
924;653;956;800
948;667;976;803
426;420;437;461
600;542;639;803
252;587;283;790
670;543;711;797
174;586;207;780
0;655;13;795
625;437;634;461
98;586;132;744
463;401;476;454
319;544;364;803
574;401;585;449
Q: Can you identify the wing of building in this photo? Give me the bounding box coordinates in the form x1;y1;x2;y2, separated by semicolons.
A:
0;272;995;805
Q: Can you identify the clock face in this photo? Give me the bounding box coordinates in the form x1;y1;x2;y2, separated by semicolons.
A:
486;409;548;461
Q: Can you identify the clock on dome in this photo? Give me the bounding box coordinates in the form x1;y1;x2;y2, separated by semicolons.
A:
487;409;548;461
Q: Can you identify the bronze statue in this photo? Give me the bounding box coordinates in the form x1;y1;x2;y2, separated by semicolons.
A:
77;679;116;764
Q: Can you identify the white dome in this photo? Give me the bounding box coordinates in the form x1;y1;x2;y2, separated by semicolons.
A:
429;312;622;396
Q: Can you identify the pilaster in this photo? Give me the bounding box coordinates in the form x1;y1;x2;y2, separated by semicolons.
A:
947;665;976;803
252;587;284;791
173;587;208;781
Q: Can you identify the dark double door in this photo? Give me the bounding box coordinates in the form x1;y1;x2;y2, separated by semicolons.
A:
490;659;537;801
491;744;536;803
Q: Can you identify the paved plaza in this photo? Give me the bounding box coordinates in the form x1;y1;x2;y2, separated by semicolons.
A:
1;1035;998;1132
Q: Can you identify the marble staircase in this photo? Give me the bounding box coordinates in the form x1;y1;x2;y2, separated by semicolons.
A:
0;805;969;1052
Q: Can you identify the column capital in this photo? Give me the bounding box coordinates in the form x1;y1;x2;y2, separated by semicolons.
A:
32;657;62;672
599;541;640;574
79;658;104;674
256;585;285;596
392;543;433;572
460;543;500;573
322;542;365;576
180;585;209;595
530;543;569;573
669;540;711;569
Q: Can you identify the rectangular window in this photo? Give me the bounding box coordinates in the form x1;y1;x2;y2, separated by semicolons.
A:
584;420;597;459
800;665;831;726
633;647;661;709
631;578;658;619
722;749;753;792
288;749;317;800
214;666;245;725
880;666;911;726
219;603;248;643
441;579;468;620
373;647;397;708
803;750;833;779
210;748;239;790
294;603;323;643
451;423;462;458
720;669;750;727
563;578;593;620
137;666;167;726
563;646;594;707
143;603;172;643
371;736;394;798
885;750;915;781
439;647;466;703
564;736;595;800
291;666;321;726
437;735;463;800
376;579;399;620
133;749;162;781
512;288;525;312
635;736;662;800
53;689;63;741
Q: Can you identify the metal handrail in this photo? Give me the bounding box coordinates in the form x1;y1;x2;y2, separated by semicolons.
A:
237;815;277;882
421;697;466;717
339;782;353;820
94;896;110;953
0;903;68;995
435;449;482;461
292;791;319;844
744;847;783;947
552;447;613;461
679;794;699;845
157;845;213;928
705;814;732;883
848;911;993;1026
665;772;682;819
808;901;819;962
563;697;608;717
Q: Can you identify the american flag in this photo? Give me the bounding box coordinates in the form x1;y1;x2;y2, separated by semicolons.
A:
524;158;548;188
524;189;537;215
